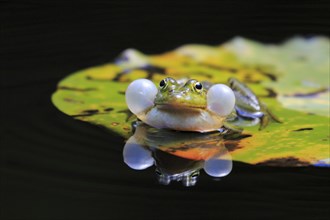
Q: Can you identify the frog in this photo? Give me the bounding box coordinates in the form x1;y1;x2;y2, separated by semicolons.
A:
125;77;236;132
125;77;280;132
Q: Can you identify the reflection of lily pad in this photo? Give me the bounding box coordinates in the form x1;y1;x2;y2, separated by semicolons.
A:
52;37;330;167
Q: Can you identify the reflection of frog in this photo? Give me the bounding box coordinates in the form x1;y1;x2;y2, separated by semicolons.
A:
125;77;280;132
123;123;233;187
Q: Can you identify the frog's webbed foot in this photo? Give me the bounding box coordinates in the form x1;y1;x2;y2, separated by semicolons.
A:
223;110;257;131
221;123;249;141
259;103;282;130
221;120;244;134
259;114;270;130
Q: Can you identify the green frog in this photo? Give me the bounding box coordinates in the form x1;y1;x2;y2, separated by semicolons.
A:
125;77;280;132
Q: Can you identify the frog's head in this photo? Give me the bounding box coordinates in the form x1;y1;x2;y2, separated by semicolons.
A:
154;77;207;110
125;78;235;131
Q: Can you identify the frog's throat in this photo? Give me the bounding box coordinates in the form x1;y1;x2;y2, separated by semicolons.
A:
138;107;225;132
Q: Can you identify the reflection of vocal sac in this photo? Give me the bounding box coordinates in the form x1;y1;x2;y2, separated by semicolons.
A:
123;123;232;187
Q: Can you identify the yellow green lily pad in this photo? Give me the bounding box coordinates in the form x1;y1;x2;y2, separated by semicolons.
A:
52;37;330;167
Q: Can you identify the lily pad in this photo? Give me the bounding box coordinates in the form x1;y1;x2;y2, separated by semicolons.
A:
52;37;330;167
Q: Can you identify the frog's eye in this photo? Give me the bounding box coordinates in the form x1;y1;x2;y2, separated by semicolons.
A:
160;77;178;90
159;79;166;88
194;82;203;91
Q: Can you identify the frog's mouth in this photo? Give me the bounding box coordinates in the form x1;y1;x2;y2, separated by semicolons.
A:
155;103;206;111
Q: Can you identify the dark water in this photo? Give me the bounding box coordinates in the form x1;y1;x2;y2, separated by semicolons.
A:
2;1;330;219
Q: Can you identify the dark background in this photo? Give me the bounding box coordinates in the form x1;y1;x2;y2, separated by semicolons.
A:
2;0;330;219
